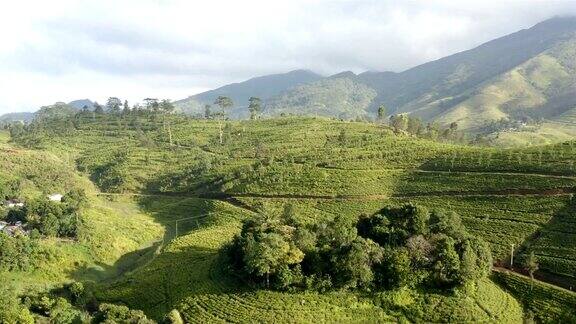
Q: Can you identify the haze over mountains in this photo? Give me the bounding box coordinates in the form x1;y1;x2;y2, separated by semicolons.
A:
4;17;576;136
175;16;576;131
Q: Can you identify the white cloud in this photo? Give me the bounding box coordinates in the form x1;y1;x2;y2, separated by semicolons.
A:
0;0;575;113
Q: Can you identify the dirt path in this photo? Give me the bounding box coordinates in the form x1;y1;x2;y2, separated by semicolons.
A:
493;266;576;292
99;186;576;201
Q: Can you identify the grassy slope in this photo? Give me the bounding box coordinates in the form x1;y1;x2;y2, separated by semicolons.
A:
99;196;522;323
13;116;576;321
0;131;164;293
493;270;576;323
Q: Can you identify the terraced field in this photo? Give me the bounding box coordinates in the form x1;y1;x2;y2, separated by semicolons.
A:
12;115;576;321
98;195;523;323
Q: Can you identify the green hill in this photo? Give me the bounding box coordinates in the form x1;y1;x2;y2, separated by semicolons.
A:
8;115;576;321
0;131;163;292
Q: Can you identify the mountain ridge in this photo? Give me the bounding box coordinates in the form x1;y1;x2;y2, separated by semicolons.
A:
170;16;576;132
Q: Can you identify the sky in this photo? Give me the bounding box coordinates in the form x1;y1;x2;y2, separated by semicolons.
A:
1;0;576;114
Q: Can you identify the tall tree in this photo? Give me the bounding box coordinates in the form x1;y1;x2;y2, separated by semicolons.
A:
204;104;212;119
106;97;122;114
159;99;175;114
407;116;423;135
214;96;234;144
143;98;159;113
390;114;408;132
525;251;539;283
248;97;262;120
159;99;175;145
377;104;387;122
93;102;104;115
122;100;131;115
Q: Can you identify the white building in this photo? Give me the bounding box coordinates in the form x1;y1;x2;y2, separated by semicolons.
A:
48;193;63;202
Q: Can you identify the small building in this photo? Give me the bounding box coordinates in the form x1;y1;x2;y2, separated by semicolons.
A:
48;193;63;202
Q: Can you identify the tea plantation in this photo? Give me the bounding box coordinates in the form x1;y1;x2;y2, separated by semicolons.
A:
5;114;576;322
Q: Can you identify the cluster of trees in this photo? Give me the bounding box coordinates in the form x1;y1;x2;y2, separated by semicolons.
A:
0;233;41;271
4;189;88;238
376;104;463;141
225;204;492;292
388;114;461;140
203;96;262;121
87;97;176;116
4;282;157;324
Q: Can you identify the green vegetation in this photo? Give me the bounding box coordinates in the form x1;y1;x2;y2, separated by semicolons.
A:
265;77;377;119
226;204;491;292
493;270;576;323
3;109;576;322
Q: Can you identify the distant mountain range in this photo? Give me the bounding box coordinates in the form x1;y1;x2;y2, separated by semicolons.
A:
0;99;94;124
3;16;575;137
0;112;35;124
174;16;576;132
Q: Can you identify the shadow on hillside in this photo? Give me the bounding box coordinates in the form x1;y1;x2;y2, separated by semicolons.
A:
66;192;251;319
67;241;162;283
511;196;576;290
67;193;229;285
134;194;225;242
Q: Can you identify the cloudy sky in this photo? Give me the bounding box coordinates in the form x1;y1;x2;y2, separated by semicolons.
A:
1;0;575;114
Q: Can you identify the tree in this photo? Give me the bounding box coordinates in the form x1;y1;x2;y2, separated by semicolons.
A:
407;116;423;135
248;97;262;120
122;100;130;115
390;114;408;132
0;285;34;324
214;96;234;144
204;104;212;119
94;102;104;114
525;251;539;282
143;98;159;113
426;122;440;139
106;97;122;114
243;232;303;287
377;104;387;122
159;99;175;114
333;237;384;289
214;96;233;117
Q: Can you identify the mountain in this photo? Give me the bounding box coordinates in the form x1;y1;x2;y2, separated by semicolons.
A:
68;99;95;110
173;69;323;118
0;112;34;124
265;73;377;119
0;99;95;125
250;17;576;130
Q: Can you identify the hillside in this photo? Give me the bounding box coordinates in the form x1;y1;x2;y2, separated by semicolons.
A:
264;75;377;119
173;69;322;118
0;99;95;126
0;130;163;293
168;17;576;145
7;114;576;322
0;112;34;125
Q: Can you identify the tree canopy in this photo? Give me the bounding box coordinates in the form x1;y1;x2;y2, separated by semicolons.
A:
225;203;492;292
